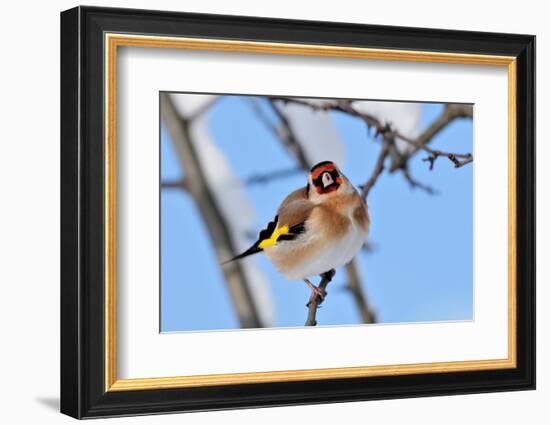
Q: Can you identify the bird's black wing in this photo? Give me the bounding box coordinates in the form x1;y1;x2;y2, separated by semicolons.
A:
223;216;306;263
275;222;306;242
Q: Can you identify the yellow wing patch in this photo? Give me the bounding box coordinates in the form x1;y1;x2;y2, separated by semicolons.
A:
258;225;289;249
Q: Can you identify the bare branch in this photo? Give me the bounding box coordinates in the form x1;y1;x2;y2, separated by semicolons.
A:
305;270;335;326
395;132;473;171
266;100;311;169
270;96;381;130
344;261;376;324
394;103;473;170
422;150;473;170
246;98;277;134
361;141;390;199
161;178;188;190
247;99;311;169
401;168;437;195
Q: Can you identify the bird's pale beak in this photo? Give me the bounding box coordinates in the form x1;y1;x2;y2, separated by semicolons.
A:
323;175;334;188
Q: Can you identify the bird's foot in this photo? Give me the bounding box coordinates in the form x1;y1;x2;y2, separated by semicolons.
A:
304;279;327;307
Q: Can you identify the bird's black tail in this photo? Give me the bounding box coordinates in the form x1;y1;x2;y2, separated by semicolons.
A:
222;245;262;264
222;215;278;265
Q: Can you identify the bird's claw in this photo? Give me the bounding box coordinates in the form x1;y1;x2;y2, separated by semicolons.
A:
306;286;327;307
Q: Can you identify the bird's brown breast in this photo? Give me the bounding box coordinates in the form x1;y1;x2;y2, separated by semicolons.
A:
353;197;370;233
265;192;369;279
313;192;369;237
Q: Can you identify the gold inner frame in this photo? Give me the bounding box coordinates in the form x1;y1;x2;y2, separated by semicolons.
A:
104;33;517;392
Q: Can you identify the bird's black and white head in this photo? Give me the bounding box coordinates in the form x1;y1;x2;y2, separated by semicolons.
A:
307;161;352;201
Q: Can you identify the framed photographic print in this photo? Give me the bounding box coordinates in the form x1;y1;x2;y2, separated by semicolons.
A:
60;6;535;419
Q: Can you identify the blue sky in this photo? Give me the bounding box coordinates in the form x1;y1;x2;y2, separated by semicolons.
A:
160;96;473;332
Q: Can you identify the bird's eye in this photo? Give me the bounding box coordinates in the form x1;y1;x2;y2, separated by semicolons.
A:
322;172;334;188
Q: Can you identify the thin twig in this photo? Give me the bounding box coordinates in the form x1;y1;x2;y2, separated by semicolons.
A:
361;142;390;199
305;270;335;326
247;98;277;134
161;179;188;190
395;103;473;170
266;100;311;169
396;132;473;170
344;262;376;324
270;97;385;133
248;98;311;169
401;168;437;195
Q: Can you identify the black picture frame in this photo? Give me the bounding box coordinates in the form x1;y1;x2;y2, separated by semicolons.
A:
61;5;535;419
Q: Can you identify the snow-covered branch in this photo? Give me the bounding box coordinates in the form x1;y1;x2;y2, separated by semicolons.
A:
161;93;274;328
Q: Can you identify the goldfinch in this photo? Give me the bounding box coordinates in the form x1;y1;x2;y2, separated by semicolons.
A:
227;161;370;303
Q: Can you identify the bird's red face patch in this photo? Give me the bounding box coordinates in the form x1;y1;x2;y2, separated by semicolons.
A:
310;163;336;180
310;162;342;194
